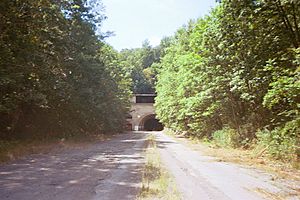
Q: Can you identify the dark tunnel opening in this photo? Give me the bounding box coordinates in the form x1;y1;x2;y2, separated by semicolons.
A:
143;117;164;131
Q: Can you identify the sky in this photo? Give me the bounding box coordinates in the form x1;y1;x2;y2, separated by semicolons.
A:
100;0;217;51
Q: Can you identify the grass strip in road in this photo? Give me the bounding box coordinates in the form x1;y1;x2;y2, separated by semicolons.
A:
137;134;180;200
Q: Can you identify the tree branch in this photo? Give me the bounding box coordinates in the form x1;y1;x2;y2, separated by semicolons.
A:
275;0;298;48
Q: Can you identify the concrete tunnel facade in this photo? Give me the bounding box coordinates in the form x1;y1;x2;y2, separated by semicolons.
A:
127;94;163;131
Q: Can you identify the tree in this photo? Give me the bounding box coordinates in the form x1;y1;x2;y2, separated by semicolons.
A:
155;0;300;151
0;0;131;139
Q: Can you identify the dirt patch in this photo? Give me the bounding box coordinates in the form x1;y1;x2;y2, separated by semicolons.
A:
0;134;111;163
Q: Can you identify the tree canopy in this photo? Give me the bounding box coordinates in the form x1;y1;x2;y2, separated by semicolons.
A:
154;0;299;160
0;0;131;138
1;0;299;161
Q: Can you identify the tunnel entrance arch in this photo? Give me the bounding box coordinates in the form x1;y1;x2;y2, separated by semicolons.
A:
127;94;164;131
139;114;163;131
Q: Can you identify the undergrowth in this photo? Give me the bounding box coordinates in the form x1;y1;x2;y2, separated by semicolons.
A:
256;118;300;163
208;119;299;165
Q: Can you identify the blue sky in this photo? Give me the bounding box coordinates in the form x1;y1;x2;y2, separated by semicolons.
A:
101;0;217;51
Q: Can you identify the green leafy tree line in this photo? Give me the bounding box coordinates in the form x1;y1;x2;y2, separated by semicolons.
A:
0;0;131;139
155;0;299;161
119;39;172;94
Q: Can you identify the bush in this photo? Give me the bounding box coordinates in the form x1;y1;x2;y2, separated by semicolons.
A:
256;118;300;161
212;128;240;148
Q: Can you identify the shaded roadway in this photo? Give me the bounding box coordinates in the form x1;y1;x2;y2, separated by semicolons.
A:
0;132;148;200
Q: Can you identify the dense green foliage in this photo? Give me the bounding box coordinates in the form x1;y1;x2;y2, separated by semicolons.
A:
257;118;300;161
119;40;169;94
1;0;299;162
0;0;131;139
155;0;300;161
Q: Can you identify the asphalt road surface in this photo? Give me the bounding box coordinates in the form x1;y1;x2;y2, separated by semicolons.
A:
0;132;148;200
0;131;299;200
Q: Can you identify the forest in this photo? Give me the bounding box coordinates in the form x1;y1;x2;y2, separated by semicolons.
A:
122;0;300;162
0;0;131;139
0;0;299;163
153;0;300;162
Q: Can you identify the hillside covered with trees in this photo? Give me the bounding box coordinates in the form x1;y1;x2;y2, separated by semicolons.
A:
0;0;299;164
153;0;300;162
0;0;131;139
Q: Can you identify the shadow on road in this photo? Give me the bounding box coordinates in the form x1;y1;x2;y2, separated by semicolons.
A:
0;132;148;200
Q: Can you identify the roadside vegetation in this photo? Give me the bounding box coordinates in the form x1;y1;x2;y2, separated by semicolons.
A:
0;0;131;159
1;0;299;172
138;134;180;200
153;0;300;167
0;134;110;163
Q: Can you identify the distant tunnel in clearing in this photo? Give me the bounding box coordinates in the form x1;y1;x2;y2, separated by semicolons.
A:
140;114;163;131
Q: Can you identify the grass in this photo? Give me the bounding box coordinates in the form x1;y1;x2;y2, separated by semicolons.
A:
254;188;286;200
137;134;180;200
201;143;300;179
0;134;110;163
198;140;300;181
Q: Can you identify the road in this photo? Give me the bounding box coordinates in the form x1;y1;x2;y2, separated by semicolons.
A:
0;131;298;200
0;132;148;200
155;132;299;200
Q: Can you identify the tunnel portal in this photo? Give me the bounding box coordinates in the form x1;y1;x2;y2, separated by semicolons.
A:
127;94;164;131
141;115;163;131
